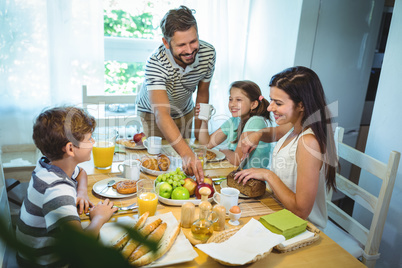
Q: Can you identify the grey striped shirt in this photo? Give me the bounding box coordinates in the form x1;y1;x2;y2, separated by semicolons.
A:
136;40;216;119
16;157;80;267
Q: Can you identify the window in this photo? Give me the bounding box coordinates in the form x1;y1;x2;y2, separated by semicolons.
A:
103;0;180;95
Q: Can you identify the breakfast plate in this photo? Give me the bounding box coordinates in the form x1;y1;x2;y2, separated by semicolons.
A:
92;177;137;198
206;149;225;162
140;165;176;176
116;139;146;150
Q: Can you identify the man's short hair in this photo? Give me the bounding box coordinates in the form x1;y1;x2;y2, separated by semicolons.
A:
32;106;96;161
160;5;197;43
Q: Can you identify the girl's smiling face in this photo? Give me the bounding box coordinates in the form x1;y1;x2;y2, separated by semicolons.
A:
268;86;303;125
228;87;257;119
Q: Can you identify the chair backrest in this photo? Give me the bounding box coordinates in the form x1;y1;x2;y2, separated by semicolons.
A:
326;127;400;267
82;85;142;135
0;152;14;265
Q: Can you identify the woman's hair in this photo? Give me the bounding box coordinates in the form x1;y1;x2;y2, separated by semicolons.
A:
160;5;197;44
230;80;271;144
269;66;337;191
32;106;96;161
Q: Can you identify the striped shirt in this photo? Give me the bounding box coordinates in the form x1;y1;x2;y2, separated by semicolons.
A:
16;157;80;267
136;40;216;119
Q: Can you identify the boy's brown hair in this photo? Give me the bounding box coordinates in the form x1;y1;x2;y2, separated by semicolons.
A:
33;106;96;161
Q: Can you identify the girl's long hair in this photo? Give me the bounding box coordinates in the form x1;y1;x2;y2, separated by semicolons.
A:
269;66;337;191
230;80;271;144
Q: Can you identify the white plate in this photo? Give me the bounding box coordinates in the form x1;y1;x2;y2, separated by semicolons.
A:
158;195;214;206
125;144;146;150
92;177;137;198
140;165;179;176
207;149;225;162
220;180;251;199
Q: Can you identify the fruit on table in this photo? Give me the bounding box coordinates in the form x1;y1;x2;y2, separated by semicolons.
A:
182;178;197;195
157;182;173;199
155;168;186;189
203;176;213;185
195;183;214;199
133;132;146;145
171;187;190;200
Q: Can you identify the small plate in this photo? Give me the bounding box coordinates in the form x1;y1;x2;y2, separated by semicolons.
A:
93;177;137;198
220;180;250;199
116;139;146;150
158;195;214;206
140;165;176;176
207;149;226;162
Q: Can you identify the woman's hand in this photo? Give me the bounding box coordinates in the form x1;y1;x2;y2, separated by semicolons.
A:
234;168;271;184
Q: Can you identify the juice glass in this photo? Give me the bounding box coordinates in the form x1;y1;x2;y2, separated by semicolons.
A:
92;128;117;169
137;179;158;216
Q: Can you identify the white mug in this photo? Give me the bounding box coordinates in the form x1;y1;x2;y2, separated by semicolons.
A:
143;136;162;155
198;103;216;120
213;187;240;213
118;159;141;181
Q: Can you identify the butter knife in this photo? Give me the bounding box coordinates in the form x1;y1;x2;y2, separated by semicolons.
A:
235;153;249;172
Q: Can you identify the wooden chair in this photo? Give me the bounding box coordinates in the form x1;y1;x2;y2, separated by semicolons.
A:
0;152;16;267
82;85;142;137
324;127;401;267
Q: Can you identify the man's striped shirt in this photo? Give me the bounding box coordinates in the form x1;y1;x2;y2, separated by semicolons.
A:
136;40;216;119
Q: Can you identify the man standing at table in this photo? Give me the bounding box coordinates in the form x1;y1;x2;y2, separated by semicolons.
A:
136;5;216;182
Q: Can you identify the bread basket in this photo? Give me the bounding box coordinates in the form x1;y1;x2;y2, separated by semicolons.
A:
206;227;272;266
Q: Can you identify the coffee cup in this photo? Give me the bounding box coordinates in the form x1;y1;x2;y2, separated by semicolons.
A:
198;103;216;120
213;187;240;213
118;159;141;181
143;136;162;155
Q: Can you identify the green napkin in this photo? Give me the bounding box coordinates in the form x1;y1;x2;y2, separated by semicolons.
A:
259;209;307;240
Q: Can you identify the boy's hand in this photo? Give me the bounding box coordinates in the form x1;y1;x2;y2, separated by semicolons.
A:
89;199;118;223
76;193;94;215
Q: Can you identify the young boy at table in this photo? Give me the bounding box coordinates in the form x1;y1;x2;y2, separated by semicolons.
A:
196;80;273;168
235;67;337;230
16;106;118;267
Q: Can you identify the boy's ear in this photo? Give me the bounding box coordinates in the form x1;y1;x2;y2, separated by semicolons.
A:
64;142;75;157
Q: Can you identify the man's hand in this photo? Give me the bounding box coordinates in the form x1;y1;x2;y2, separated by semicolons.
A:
240;131;262;159
182;152;204;183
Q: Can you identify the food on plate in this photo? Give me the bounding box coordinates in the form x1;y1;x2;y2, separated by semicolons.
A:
157;154;170;171
206;150;217;160
182;178;197;195
171;187;190;200
133;132;146;145
129;222;167;262
121;218;162;259
112;212;149;250
116;139;137;149
227;170;266;197
141;157;159;171
195;183;215;199
157;182;173;199
155;168;186;190
112;180;137;194
112;213;180;267
229;205;241;214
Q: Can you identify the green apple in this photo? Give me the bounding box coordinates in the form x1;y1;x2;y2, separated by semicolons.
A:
171;186;190;200
157;182;173;199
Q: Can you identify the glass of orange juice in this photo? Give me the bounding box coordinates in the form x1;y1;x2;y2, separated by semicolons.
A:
137;179;158;216
92;128;117;169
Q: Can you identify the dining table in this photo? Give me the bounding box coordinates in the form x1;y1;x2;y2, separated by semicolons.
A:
78;142;365;268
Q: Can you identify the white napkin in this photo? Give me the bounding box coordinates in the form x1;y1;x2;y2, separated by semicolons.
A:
196;218;285;265
278;230;315;247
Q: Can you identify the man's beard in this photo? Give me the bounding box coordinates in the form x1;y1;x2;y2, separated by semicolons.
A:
171;47;199;67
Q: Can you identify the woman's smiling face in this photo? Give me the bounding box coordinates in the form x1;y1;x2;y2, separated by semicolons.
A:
268;86;303;125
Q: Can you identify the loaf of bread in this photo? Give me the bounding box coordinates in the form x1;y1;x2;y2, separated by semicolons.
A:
227;171;266;198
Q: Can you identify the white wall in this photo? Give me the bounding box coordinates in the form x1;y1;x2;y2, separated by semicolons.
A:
353;0;402;267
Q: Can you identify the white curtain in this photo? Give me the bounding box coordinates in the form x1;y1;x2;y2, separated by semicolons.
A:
0;0;104;145
0;0;252;145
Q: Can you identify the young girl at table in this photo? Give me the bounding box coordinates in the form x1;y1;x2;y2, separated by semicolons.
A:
196;80;273;169
16;106;118;267
234;66;337;230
